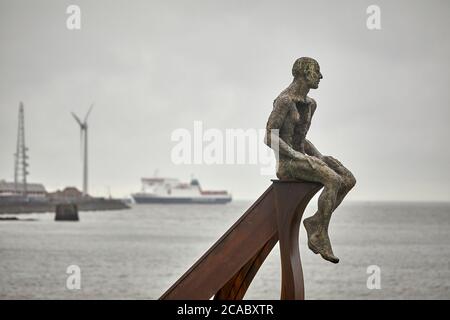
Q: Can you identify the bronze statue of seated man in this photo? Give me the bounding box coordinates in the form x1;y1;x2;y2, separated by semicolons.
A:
265;57;356;263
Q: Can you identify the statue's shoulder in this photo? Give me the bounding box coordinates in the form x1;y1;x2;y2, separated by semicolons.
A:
306;96;317;111
274;92;295;108
306;96;316;105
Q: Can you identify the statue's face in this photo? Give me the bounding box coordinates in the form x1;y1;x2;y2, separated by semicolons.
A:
305;62;323;89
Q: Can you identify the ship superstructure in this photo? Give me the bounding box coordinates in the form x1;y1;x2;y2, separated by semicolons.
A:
131;177;232;204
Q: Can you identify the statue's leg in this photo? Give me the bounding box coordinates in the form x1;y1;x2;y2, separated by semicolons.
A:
305;158;356;226
303;157;356;263
303;178;342;263
321;156;356;211
278;158;342;263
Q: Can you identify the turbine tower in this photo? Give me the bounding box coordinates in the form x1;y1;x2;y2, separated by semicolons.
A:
14;102;29;197
71;104;94;197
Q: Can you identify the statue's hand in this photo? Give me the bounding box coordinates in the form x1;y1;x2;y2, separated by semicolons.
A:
322;155;343;167
292;152;326;170
308;155;327;169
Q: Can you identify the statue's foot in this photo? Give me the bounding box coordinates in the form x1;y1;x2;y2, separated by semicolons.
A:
318;243;339;264
303;217;339;264
303;217;320;254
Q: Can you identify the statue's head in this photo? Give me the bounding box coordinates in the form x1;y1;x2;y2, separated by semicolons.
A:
292;57;323;89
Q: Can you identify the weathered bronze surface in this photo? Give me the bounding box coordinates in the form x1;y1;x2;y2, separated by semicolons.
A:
265;57;356;263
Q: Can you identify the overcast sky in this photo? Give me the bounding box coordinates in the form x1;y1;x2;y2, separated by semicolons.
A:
0;0;449;201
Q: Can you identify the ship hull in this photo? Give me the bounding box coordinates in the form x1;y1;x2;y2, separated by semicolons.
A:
132;195;231;204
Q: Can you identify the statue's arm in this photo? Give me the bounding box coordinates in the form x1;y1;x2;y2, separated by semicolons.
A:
305;139;324;158
264;97;301;159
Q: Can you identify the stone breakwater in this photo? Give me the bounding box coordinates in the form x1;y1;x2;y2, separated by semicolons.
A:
0;198;129;214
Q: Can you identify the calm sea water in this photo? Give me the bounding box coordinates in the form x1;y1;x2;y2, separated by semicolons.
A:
0;200;449;299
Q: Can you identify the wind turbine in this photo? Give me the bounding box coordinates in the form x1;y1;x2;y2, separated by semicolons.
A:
71;104;94;197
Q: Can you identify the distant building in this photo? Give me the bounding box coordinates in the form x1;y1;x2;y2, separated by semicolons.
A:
47;187;88;202
0;180;47;199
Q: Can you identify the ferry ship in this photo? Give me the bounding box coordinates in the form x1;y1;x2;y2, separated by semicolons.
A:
131;177;232;204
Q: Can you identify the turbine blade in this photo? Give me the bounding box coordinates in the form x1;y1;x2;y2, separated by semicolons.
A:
71;112;83;126
84;103;94;122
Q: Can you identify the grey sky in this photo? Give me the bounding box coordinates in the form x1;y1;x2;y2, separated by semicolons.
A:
0;0;449;201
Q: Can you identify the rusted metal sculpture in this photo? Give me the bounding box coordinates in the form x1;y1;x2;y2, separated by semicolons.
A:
160;180;322;300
